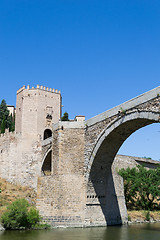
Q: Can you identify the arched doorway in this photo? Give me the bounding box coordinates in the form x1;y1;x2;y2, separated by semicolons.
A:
43;129;52;140
42;150;52;175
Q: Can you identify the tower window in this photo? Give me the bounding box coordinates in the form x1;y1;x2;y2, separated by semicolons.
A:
44;129;52;140
46;114;52;120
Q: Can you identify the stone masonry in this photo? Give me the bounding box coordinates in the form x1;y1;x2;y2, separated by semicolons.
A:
0;85;160;227
0;85;61;190
37;86;160;227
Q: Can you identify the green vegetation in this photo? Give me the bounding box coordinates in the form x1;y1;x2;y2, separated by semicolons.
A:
61;112;69;121
118;165;160;210
0;99;15;133
145;211;150;221
0;177;37;216
120;107;126;114
1;198;50;230
143;156;152;160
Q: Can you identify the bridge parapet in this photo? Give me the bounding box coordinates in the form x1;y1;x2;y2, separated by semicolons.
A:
53;121;85;130
85;86;160;127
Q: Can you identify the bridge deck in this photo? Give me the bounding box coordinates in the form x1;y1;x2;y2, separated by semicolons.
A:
86;86;160;126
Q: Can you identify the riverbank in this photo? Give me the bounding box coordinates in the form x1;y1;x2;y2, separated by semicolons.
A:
0;177;160;229
0;211;160;231
127;210;160;224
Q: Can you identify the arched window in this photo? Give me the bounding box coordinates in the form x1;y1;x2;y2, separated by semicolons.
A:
44;129;52;140
42;150;52;175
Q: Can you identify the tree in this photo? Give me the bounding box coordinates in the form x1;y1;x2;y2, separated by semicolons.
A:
118;165;160;210
8;114;15;132
0;99;15;133
61;112;69;121
0;117;6;134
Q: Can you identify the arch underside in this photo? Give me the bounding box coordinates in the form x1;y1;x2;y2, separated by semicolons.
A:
86;111;160;226
42;149;52;175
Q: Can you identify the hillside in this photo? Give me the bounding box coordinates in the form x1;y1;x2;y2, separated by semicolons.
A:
0;178;37;217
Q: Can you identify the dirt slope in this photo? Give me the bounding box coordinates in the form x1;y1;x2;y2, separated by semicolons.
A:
0;178;37;217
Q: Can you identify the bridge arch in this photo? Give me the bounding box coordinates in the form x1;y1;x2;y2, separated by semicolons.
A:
87;111;160;176
85;111;160;225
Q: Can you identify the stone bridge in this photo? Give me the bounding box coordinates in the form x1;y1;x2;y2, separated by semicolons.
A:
37;86;160;227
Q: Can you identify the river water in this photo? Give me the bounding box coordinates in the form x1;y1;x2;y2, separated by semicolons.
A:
0;223;160;240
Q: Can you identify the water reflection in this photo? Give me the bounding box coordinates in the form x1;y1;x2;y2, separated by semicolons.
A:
0;223;160;240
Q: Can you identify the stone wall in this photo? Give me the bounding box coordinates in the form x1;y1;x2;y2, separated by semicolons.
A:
0;130;42;190
36;121;86;227
0;84;62;190
36;120;160;227
15;85;61;140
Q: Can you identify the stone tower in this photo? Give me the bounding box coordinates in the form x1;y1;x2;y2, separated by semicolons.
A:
15;85;62;140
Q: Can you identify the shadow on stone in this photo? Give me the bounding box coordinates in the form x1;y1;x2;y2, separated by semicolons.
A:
88;157;122;226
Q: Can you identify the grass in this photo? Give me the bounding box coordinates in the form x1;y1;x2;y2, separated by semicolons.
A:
127;210;160;222
0;178;37;218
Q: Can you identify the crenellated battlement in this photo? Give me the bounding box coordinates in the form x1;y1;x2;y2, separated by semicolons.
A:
17;85;61;94
15;83;61;137
0;129;21;139
16;85;25;94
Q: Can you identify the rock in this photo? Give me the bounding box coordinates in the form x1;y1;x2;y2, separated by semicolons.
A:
0;224;5;231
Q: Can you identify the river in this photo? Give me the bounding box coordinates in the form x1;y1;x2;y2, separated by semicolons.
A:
0;223;160;240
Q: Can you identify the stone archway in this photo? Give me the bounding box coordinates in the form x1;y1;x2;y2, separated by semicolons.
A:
42;149;52;175
85;111;160;226
43;129;52;140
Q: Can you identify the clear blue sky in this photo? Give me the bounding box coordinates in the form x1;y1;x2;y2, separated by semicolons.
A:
0;0;160;160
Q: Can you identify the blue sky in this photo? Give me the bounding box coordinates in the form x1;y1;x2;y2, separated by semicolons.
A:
0;0;160;160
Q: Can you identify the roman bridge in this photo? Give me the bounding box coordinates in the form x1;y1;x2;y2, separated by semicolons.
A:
37;86;160;227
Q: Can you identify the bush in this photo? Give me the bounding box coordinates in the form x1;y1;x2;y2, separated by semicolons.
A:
27;207;41;228
1;198;42;230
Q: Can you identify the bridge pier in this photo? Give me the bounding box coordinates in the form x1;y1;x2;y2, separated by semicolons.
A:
37;121;86;227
